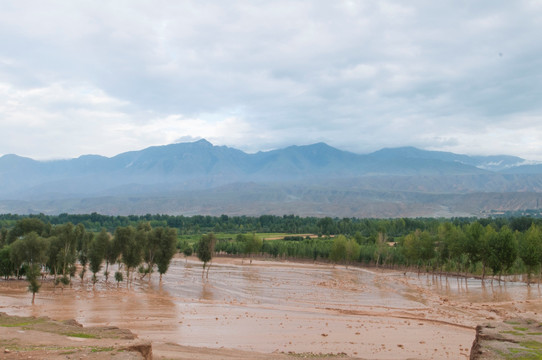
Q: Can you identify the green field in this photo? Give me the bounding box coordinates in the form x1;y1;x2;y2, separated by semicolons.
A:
178;232;295;246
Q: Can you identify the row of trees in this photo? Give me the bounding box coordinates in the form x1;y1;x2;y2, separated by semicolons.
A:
3;213;540;238
0;221;178;303
214;222;542;285
4;215;542;303
400;223;534;283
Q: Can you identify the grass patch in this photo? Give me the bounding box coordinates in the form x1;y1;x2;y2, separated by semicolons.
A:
528;332;542;336
60;350;77;355
505;321;522;325
0;321;34;328
504;341;542;360
515;327;530;332
501;330;526;336
283;352;348;358
521;341;542;350
63;332;98;339
90;346;115;352
179;232;310;243
0;316;45;328
4;345;78;352
507;348;542;360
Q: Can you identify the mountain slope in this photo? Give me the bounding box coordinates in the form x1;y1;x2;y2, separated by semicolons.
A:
368;147;526;172
1;140;542;216
0;140;496;198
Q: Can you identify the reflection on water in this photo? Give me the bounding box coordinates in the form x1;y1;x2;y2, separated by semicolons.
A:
405;272;542;303
200;283;215;300
2;261;540;318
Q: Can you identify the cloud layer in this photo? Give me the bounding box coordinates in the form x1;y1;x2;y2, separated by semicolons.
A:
1;1;541;159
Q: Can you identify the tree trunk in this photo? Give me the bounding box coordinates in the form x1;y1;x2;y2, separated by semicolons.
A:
31;292;35;305
105;261;109;282
206;260;212;279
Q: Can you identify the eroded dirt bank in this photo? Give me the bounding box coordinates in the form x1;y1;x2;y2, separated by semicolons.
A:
470;317;542;359
0;312;151;359
1;256;542;359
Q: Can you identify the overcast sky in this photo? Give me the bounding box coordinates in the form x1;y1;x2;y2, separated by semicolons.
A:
1;1;541;160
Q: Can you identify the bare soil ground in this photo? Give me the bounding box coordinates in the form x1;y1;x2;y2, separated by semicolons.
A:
470;317;542;359
0;312;150;359
1;256;542;359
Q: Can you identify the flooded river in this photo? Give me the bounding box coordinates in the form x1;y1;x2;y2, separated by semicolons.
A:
2;257;542;359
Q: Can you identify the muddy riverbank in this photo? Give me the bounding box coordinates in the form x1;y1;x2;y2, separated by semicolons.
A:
2;256;542;359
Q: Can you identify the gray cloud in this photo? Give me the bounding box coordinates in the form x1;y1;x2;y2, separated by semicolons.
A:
1;1;541;159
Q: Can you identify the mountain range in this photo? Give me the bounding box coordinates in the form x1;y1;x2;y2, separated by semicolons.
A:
1;139;542;217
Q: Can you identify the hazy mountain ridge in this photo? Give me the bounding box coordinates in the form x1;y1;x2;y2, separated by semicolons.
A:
1;139;542;217
370;146;527;172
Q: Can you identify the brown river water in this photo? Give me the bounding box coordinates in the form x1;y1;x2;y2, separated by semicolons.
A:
2;256;542;359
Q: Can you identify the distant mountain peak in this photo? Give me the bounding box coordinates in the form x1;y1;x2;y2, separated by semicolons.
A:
306;142;334;149
283;142;342;152
193;138;212;146
1;153;28;160
0;153;36;163
372;146;430;156
77;154;107;160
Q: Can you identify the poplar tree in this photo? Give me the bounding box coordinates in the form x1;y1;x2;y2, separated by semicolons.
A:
197;233;216;279
10;232;49;304
519;224;542;285
488;226;518;283
154;227;178;281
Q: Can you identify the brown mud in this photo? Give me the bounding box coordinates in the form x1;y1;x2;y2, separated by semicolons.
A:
0;312;151;359
470;317;542;359
1;256;542;359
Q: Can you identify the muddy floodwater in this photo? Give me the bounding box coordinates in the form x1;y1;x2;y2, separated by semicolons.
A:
2;256;542;359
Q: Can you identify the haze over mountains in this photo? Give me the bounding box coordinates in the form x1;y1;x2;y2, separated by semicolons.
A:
1;139;542;217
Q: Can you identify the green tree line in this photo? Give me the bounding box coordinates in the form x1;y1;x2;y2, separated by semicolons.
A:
214;222;542;285
2;212;540;238
0;219;178;303
3;215;542;304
